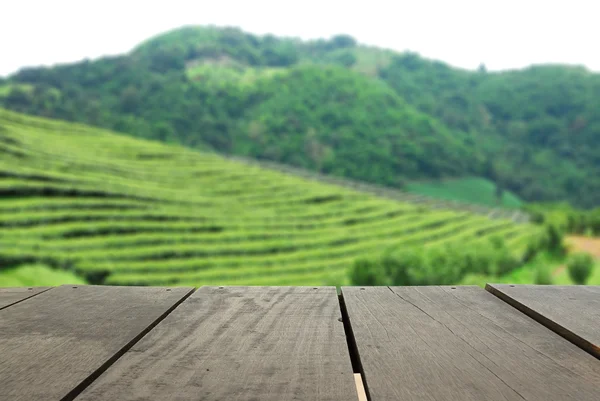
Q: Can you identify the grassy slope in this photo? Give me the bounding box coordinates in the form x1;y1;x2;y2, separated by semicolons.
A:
406;177;523;208
0;264;87;287
0;109;542;286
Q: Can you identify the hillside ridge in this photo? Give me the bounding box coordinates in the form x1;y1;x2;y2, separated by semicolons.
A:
220;153;530;223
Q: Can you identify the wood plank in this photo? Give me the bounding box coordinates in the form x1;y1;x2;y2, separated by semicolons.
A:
342;286;600;401
76;286;357;401
486;284;600;358
0;284;194;401
0;286;51;310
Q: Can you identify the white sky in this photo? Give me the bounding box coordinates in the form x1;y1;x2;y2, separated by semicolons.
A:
1;0;598;76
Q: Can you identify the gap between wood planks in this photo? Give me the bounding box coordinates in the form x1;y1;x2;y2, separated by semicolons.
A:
354;374;368;401
60;287;196;401
0;286;52;311
338;293;371;401
485;284;600;361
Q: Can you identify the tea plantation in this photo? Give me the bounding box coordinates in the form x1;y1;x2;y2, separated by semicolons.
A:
0;109;543;286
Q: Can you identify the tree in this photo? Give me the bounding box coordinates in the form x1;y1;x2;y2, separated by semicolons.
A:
262;42;299;66
334;51;357;68
148;47;186;73
330;34;357;49
4;87;32;111
119;86;141;113
482;158;497;181
154;122;176;143
567;253;594;284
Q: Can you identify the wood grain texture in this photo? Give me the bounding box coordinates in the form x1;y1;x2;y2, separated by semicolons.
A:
0;284;194;401
0;286;51;310
76;286;357;401
486;284;600;358
342;286;600;401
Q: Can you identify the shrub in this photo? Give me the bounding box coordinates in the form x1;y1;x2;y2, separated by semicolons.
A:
349;257;388;285
348;239;524;287
488;235;505;249
495;251;521;276
567;253;594;284
545;223;566;255
530;211;545;224
380;249;416;285
407;246;457;285
459;274;489;287
480;236;519;275
522;235;543;263
534;265;553;285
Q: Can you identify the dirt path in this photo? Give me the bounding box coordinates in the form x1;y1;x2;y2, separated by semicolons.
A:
553;236;600;277
565;235;600;258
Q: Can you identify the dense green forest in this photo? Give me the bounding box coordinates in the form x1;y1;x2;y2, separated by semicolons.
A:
2;25;599;207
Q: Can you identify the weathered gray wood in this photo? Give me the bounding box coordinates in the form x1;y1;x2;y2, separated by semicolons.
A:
0;284;194;401
342;286;600;401
76;286;357;401
486;284;600;358
0;286;51;310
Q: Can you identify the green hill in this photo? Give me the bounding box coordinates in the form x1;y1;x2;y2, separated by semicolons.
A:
0;109;543;287
2;25;599;207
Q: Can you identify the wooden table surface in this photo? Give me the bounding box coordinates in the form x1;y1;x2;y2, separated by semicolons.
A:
1;284;598;401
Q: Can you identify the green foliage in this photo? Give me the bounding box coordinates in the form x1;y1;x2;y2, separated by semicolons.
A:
379;58;600;208
349;234;532;286
545;223;566;255
525;202;600;236
0;83;34;98
0;264;87;287
231;65;475;183
349;258;388;285
533;265;553;285
3;25;600;207
567;252;594;284
0;108;539;287
333;51;357;67
330;34;357;49
459;251;571;287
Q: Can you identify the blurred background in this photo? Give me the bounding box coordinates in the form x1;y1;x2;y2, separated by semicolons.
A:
1;0;599;288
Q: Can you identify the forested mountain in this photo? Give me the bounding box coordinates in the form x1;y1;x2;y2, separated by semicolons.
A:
1;25;599;207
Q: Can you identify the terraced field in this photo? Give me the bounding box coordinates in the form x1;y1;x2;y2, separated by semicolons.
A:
406;177;524;209
0;108;544;286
